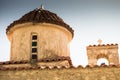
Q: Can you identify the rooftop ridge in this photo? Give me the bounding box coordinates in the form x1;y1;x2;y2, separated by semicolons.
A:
88;43;118;47
0;56;71;65
0;64;120;71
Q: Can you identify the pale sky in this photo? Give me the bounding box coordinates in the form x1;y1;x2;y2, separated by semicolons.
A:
0;0;120;66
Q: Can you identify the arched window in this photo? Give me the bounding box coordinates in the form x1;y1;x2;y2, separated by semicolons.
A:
97;58;109;66
31;33;38;62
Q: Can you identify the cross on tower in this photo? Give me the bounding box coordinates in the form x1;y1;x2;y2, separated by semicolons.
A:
40;4;44;10
98;39;102;45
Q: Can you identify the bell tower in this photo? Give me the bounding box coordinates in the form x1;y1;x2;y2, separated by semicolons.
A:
87;40;119;66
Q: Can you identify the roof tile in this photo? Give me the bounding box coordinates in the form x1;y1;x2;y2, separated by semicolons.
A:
6;9;74;36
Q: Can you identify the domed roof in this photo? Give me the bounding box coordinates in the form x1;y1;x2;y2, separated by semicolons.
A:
6;7;74;36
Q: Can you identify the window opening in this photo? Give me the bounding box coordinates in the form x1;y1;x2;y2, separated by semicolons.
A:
31;33;38;61
32;54;37;59
32;35;37;40
32;42;37;46
32;48;37;53
97;58;109;66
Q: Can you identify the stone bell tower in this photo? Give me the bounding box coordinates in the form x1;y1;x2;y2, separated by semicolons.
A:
6;6;74;66
87;40;119;66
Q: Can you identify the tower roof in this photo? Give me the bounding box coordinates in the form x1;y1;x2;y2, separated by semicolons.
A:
6;7;74;36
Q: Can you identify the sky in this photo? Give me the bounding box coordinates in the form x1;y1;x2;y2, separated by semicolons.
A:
0;0;120;66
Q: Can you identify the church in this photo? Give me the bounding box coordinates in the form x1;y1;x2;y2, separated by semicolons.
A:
0;6;120;80
6;5;73;67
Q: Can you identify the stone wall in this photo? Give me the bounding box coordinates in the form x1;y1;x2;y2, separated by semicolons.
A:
87;44;119;65
0;66;120;80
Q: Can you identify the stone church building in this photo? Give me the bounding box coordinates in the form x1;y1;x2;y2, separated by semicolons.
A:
6;6;73;67
0;6;120;80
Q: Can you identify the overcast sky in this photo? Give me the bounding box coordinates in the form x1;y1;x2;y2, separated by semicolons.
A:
0;0;120;66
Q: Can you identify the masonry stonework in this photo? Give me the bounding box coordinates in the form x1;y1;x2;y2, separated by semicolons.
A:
87;44;119;66
1;66;120;80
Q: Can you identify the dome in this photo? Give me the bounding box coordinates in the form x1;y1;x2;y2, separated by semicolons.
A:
6;7;74;36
